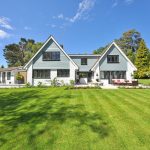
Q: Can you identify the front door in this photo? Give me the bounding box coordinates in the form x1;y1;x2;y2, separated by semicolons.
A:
2;72;6;83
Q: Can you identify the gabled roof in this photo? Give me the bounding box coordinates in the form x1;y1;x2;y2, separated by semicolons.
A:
91;42;137;71
24;36;78;69
69;54;101;57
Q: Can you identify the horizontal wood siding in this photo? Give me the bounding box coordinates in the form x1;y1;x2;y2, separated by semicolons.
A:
33;39;70;69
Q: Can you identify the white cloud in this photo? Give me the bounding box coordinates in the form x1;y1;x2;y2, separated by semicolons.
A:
51;24;57;28
69;0;96;23
0;30;10;39
24;26;32;30
125;0;134;4
53;13;64;20
112;0;118;8
58;14;64;19
0;17;13;30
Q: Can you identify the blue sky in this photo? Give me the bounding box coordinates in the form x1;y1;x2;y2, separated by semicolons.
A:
0;0;150;66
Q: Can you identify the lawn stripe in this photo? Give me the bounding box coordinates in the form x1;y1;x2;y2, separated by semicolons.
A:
104;90;150;149
87;90;127;150
93;90;149;150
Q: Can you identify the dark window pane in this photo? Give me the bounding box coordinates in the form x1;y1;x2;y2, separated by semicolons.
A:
7;72;11;80
57;69;70;77
81;58;87;65
43;52;60;61
107;55;119;63
33;70;50;79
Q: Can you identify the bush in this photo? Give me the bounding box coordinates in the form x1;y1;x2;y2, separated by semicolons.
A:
25;82;32;88
70;80;75;86
50;77;59;87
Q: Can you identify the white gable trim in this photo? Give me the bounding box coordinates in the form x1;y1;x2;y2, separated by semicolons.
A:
24;36;78;69
91;42;137;71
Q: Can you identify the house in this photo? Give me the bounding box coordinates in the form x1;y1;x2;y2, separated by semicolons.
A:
0;67;27;84
23;36;137;86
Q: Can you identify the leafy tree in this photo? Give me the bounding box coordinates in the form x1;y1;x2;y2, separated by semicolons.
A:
93;44;109;55
3;38;43;67
115;29;142;53
0;65;4;68
134;40;149;78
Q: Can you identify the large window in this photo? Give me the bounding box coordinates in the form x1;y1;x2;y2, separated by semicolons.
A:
100;71;126;79
43;52;60;61
33;70;50;79
81;58;87;65
107;55;119;63
57;69;70;77
7;72;11;80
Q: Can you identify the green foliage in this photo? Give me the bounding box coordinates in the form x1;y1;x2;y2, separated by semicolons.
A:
16;73;24;81
50;77;59;87
0;65;4;68
134;40;150;78
3;38;43;67
25;82;32;88
70;80;75;86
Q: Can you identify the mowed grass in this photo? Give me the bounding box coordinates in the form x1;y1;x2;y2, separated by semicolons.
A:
0;88;150;150
138;79;150;85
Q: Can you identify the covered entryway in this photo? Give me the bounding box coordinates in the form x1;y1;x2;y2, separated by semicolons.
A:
76;72;92;84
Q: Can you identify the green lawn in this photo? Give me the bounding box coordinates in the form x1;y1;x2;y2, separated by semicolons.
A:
0;88;150;150
138;79;150;85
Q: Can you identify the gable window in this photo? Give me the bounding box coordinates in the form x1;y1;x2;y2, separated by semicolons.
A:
81;58;87;65
7;72;11;80
43;52;60;61
33;70;50;79
57;69;70;77
107;55;119;63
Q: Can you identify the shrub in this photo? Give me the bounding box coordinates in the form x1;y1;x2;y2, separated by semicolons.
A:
25;82;32;88
50;77;59;87
70;80;75;86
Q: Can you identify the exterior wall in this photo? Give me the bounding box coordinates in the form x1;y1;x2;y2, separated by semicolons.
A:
70;56;99;72
99;45;127;71
27;63;33;85
33;39;70;69
126;62;134;80
33;62;76;86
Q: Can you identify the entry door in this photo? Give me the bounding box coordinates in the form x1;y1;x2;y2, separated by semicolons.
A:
2;72;6;83
106;71;112;84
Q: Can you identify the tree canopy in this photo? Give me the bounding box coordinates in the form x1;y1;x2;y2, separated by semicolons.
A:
3;38;43;67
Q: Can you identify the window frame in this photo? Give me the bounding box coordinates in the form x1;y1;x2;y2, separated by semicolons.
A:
81;58;87;65
107;55;119;63
43;51;60;61
57;69;70;77
7;72;11;80
33;70;51;79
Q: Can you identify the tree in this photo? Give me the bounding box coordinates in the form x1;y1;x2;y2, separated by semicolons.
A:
115;29;142;53
134;40;149;78
3;38;43;67
93;44;109;55
0;65;4;68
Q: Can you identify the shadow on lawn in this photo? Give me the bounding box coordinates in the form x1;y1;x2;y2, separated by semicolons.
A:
0;89;110;146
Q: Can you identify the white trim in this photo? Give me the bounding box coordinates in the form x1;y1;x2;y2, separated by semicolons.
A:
69;54;101;57
24;36;78;69
91;42;137;71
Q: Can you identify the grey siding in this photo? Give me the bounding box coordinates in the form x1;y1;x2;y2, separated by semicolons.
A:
33;39;70;69
70;56;99;72
99;45;127;71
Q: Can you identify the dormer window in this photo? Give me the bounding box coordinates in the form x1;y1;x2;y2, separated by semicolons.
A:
43;52;60;61
81;58;87;65
107;55;119;63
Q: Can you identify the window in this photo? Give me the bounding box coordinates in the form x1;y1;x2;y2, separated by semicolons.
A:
57;69;70;77
100;71;126;79
107;55;119;63
7;72;11;80
81;58;87;65
43;52;60;61
33;70;50;79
